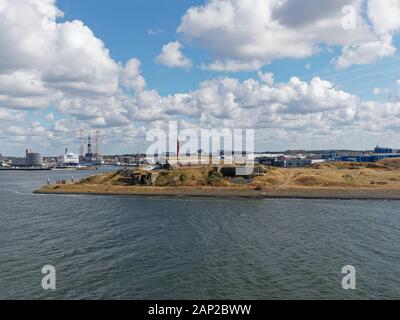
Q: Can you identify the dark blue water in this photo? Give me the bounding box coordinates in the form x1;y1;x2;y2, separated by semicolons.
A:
1;169;400;299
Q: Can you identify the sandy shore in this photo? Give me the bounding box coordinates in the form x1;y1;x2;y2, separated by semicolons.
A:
34;184;400;200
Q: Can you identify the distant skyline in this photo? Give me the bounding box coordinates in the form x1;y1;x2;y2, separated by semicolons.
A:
1;0;400;156
0;147;389;158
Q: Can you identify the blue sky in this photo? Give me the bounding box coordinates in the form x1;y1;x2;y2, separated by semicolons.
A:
2;0;400;156
56;0;400;99
58;0;211;95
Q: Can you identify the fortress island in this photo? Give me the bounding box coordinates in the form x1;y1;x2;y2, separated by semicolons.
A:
35;159;400;200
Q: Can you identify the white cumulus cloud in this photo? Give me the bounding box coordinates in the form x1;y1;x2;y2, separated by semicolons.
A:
156;41;192;68
175;0;400;71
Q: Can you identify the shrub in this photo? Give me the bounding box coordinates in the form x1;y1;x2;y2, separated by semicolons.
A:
180;173;188;183
207;170;225;186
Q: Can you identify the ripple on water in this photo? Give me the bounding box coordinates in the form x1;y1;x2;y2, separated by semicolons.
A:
1;170;400;299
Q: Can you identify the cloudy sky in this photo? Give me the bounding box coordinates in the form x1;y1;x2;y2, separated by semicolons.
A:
1;0;400;156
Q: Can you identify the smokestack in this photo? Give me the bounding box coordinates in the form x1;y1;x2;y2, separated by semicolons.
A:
79;128;85;157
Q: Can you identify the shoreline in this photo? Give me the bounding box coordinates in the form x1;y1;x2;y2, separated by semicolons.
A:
34;186;400;201
0;168;51;171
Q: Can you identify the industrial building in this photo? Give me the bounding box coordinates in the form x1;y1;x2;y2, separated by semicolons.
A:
335;146;400;163
254;146;400;166
26;149;43;167
11;157;26;167
10;149;43;167
374;146;394;154
255;153;326;168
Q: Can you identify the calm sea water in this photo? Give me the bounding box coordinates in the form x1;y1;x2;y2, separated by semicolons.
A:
1;168;400;299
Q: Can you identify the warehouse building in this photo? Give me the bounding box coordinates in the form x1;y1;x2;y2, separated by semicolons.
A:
11;149;43;167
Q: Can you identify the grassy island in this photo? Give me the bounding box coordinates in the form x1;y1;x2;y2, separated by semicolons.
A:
35;159;400;200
